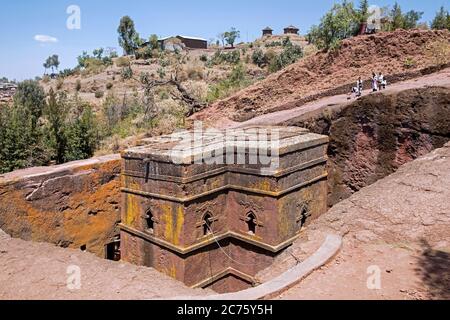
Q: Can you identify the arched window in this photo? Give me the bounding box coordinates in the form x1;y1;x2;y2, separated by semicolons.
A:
145;211;155;234
202;213;213;236
246;212;257;235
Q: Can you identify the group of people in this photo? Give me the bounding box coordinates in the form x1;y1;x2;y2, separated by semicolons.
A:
350;72;388;99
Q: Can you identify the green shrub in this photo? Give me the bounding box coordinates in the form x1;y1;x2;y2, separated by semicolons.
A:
95;90;104;98
252;49;267;67
160;59;170;67
200;54;208;62
64;106;99;162
404;57;417;69
206;63;250;103
207;50;241;66
115;56;130;67
265;41;282;48
157;67;166;79
268;43;303;73
83;58;107;75
135;46;153;60
75;80;82;92
106;82;113;90
121;66;133;80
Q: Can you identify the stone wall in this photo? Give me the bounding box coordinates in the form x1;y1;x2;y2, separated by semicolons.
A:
120;127;329;292
0;154;121;257
284;86;450;206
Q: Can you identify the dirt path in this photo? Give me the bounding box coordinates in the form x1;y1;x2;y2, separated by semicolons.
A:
220;68;450;129
259;142;450;300
0;230;210;300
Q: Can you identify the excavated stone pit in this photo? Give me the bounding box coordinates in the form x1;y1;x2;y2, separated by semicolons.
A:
0;84;449;294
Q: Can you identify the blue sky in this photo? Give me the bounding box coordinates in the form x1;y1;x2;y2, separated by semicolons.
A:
0;0;447;80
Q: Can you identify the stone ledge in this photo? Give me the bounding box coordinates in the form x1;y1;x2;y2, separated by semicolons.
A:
169;234;342;300
0;154;121;184
120;223;302;254
122;173;328;203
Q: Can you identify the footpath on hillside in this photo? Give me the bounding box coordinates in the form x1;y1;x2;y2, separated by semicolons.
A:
192;29;450;127
223;67;450;129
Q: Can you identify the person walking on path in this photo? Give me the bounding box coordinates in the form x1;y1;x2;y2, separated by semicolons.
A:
372;72;379;92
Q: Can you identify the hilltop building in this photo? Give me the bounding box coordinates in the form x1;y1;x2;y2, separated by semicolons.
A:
284;25;300;35
158;35;207;51
262;27;273;37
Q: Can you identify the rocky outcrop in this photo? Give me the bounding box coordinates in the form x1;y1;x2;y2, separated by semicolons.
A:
0;155;121;257
284;86;450;206
193;29;450;125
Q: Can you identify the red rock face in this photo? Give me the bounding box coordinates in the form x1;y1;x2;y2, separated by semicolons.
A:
0;155;122;257
286;86;450;206
193;29;450;125
120;127;329;292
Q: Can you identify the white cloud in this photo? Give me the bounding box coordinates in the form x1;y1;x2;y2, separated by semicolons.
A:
34;34;58;43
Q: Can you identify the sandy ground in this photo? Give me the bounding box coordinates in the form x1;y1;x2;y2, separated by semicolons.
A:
0;229;210;300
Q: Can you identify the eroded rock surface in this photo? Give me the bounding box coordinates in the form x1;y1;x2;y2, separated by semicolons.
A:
0;155;121;257
286;85;450;206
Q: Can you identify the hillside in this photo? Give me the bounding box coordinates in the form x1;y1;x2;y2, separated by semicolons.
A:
192;29;450;125
29;34;309;155
40;34;308;108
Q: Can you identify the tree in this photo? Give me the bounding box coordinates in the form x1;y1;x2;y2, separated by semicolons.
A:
387;2;423;30
13;80;46;130
93;48;104;60
252;49;266;67
64;106;98;162
77;51;89;68
51;54;60;72
149;34;160;50
45;88;68;164
390;2;405;30
1;85;51;173
307;1;359;50
431;6;449;30
43;59;50;75
217;33;226;47
118;16;139;55
44;55;60;74
403;10;424;29
224;28;240;48
0;103;39;173
357;0;370;23
448;12;450;30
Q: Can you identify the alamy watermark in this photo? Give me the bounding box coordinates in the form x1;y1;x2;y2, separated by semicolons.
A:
66;5;81;30
66;265;81;290
367;265;381;290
